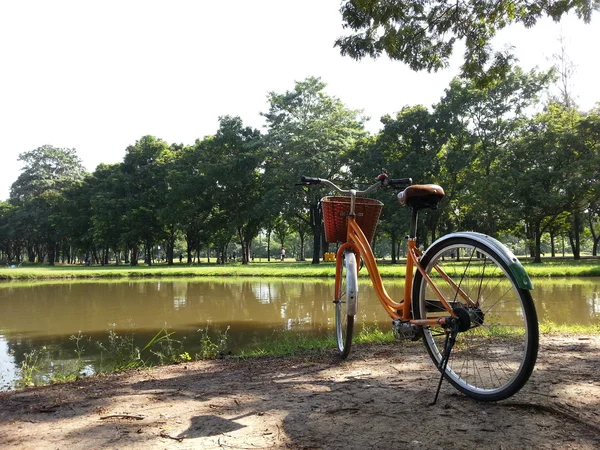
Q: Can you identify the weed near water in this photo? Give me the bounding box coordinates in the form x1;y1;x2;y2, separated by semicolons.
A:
13;318;598;390
13;322;232;388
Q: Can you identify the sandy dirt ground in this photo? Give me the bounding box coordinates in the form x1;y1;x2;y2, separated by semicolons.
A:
0;335;599;449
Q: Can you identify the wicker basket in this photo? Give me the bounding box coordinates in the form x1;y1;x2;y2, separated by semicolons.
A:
322;196;383;244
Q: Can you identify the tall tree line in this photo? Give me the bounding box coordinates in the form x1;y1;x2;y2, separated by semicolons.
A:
1;73;599;265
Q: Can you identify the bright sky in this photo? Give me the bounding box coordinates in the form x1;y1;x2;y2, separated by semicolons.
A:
1;1;599;201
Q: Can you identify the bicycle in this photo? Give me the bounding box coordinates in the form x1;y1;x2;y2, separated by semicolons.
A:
299;174;539;403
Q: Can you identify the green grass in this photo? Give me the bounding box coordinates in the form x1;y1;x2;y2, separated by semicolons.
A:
0;262;337;280
11;320;598;389
1;257;599;280
538;321;600;335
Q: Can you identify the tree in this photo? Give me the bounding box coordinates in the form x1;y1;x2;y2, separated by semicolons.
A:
335;0;598;82
357;105;443;250
550;35;578;108
290;214;312;261
10;145;86;203
169;142;214;264
121;136;174;265
263;77;366;263
433;67;551;236
87;164;128;265
573;107;600;256
9;145;87;264
205;116;264;265
0;202;17;262
273;217;291;251
500;103;580;262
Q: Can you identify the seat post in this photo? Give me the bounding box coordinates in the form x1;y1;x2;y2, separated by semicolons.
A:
408;208;419;240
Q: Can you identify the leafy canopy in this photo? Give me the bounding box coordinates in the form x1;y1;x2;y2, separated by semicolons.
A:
10;145;87;203
335;0;599;81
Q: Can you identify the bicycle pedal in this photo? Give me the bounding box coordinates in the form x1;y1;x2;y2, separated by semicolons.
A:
392;320;419;340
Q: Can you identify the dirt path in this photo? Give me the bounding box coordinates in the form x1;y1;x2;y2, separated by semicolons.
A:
1;335;599;449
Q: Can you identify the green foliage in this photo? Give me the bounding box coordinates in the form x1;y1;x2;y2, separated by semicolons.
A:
498;103;598;260
205;116;264;264
94;325;200;373
196;325;230;360
4;145;88;266
241;330;335;357
335;0;599;82
144;328;191;365
10;145;87;204
1;73;599;268
356;316;395;344
262;76;366;263
17;347;49;387
96;325;144;372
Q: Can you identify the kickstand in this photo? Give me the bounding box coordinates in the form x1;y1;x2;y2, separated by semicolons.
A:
430;319;459;406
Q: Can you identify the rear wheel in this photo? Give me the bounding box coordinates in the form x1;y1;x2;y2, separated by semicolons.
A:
335;251;357;359
413;237;538;401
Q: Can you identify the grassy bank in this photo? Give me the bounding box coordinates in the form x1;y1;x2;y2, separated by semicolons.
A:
9;321;599;390
1;258;600;280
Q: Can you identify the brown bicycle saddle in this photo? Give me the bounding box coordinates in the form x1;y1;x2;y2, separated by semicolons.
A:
397;184;445;210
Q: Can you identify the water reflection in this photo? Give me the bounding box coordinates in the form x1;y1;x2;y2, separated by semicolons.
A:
0;277;598;389
0;335;17;390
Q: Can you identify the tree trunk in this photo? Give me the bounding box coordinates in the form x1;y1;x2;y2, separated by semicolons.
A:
298;231;305;261
533;222;542;263
237;227;250;265
92;248;99;264
144;242;152;265
187;243;193;265
569;211;582;260
568;231;581;260
167;236;175;266
390;229;397;264
47;241;56;266
27;245;35;263
130;247;138;266
588;213;599;256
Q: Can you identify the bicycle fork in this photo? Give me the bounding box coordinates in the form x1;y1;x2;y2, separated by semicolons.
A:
344;250;359;316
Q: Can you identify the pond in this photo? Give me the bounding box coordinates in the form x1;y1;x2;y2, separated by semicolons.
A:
1;277;599;390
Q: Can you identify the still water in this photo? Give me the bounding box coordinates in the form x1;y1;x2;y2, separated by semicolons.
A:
1;277;599;389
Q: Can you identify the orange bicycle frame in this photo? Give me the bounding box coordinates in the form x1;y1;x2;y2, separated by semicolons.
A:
335;215;469;326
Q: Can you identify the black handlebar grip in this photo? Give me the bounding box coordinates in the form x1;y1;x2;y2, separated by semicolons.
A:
300;176;321;185
387;178;412;186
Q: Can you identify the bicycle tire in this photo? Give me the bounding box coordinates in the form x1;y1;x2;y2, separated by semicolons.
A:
413;236;539;401
335;251;357;359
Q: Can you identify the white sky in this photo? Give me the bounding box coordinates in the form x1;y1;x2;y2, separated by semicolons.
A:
1;0;599;201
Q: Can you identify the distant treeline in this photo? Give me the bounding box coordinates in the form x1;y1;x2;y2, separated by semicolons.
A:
1;74;599;266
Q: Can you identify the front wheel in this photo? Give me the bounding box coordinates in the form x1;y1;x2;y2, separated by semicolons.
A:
413;237;538;401
335;251;358;359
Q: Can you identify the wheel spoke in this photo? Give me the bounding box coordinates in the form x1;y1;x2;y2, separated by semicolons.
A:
414;238;538;401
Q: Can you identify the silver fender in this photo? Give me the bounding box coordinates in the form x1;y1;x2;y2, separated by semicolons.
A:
424;232;534;290
344;251;359;315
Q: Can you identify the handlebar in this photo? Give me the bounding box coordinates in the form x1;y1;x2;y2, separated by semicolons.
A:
299;174;412;195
